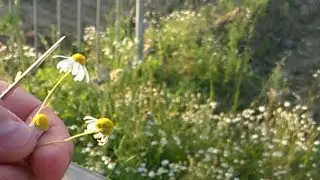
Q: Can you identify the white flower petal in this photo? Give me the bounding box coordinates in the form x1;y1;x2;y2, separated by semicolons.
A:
83;116;97;121
85;119;96;124
57;59;73;73
98;141;106;146
52;55;71;59
98;136;109;146
87;123;97;131
74;65;85;81
84;67;90;83
93;133;104;139
55;54;89;82
72;63;80;76
56;59;71;69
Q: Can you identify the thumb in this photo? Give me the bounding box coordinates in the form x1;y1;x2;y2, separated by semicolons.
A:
0;108;37;163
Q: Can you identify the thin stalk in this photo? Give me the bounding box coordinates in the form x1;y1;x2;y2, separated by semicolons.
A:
42;131;96;146
95;0;101;78
57;0;61;37
115;0;120;62
77;0;82;48
135;0;144;63
8;0;12;13
33;0;38;58
35;71;71;115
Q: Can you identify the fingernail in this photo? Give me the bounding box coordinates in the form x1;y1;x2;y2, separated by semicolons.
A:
0;120;32;149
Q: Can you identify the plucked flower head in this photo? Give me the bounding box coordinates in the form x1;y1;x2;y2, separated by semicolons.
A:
53;53;90;83
32;113;49;131
83;116;115;146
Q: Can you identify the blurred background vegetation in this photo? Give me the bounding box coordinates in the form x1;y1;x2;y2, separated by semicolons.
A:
1;0;320;179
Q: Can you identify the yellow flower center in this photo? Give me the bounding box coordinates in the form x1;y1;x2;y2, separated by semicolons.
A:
95;118;114;135
72;53;86;65
32;113;49;131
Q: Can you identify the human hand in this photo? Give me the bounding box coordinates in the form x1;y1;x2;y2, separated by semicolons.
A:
0;81;73;180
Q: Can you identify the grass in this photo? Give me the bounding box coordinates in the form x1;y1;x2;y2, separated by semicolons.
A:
0;0;320;179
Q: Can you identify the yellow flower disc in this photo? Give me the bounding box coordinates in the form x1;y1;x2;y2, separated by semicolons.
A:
33;113;49;131
72;53;86;65
96;118;114;135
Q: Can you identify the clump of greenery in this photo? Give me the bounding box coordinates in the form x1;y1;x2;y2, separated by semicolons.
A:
26;67;320;179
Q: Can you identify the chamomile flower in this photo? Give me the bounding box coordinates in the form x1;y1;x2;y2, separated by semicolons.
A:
42;116;114;147
83;116;115;146
53;53;90;83
32;113;49;131
28;113;49;140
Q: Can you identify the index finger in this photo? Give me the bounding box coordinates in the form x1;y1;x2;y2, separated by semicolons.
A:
0;80;41;121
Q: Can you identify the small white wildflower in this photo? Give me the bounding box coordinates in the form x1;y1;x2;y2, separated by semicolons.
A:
83;116;115;146
173;136;181;145
161;159;170;166
210;102;218;109
137;167;147;173
160;138;168;146
203;154;211;162
258;106;266;112
103;160;110;165
251;134;258;139
221;163;228;168
307;172;311;177
224;151;230;157
107;162;116;170
157;167;168;175
168;172;175;177
282;140;288;145
148;170;156;178
207;147;219;154
109;68;123;81
54;53;90;82
151;141;158;146
272;151;283;158
225;173;233;179
101;156;110;162
169;163;175;169
284;101;291;107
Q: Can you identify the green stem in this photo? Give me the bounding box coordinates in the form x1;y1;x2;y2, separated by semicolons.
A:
64;131;96;141
41;131;96;146
35;70;71;116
